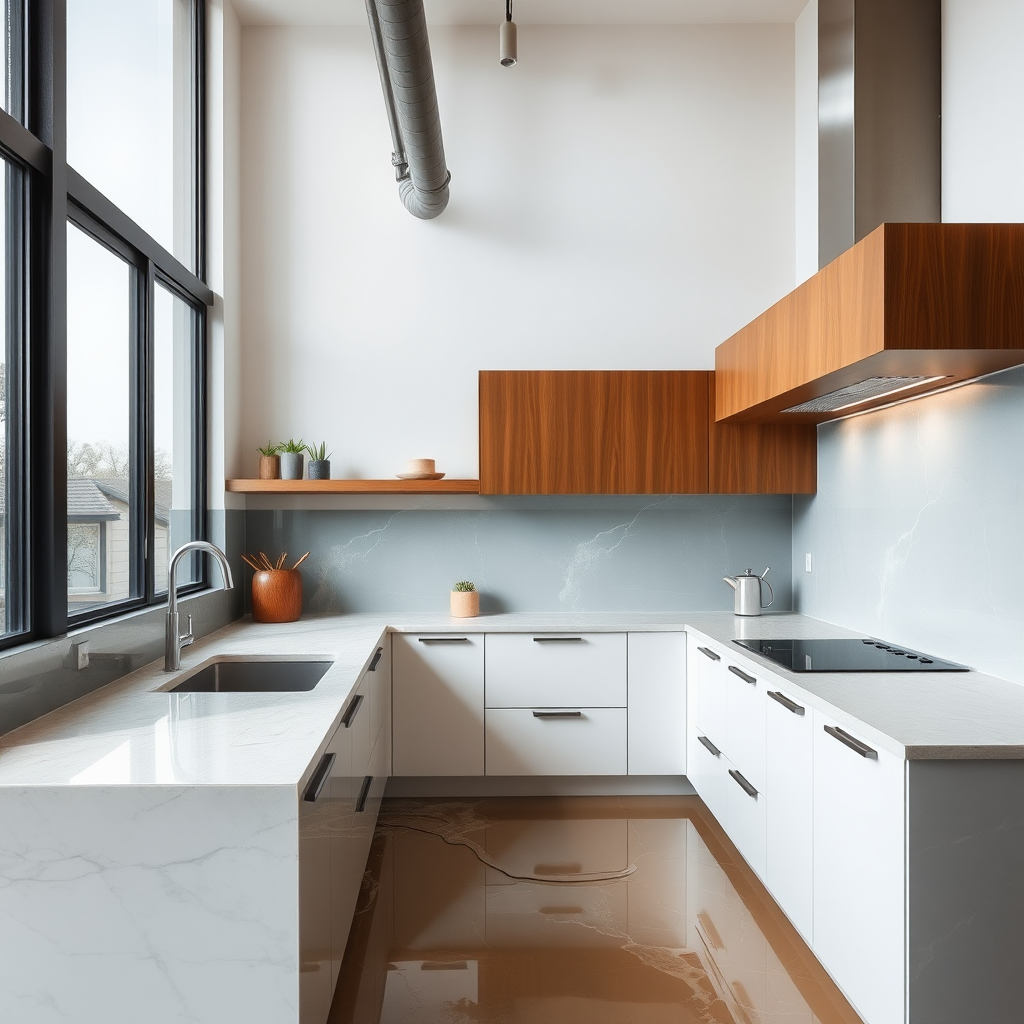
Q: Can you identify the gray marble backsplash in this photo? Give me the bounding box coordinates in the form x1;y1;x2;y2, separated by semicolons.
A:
793;364;1024;685
243;495;794;616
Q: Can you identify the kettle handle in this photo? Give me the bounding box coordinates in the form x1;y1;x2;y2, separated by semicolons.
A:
760;576;774;608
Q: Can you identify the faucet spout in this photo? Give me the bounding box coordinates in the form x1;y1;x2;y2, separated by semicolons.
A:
164;541;235;671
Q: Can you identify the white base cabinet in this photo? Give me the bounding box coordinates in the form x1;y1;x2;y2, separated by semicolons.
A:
392;634;485;776
485;707;627;776
627;632;687;775
765;685;813;942
813;709;905;1024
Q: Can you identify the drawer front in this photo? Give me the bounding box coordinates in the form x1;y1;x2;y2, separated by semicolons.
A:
485;707;627;776
393;633;485;776
694;641;728;743
485;633;627;708
724;656;767;795
725;760;767;881
695;729;731;829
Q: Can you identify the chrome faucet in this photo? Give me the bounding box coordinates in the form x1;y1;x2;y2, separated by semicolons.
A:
164;541;235;671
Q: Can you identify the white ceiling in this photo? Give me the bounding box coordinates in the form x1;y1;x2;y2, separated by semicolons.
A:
232;0;810;27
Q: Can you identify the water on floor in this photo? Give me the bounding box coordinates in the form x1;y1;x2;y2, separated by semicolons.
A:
327;796;862;1024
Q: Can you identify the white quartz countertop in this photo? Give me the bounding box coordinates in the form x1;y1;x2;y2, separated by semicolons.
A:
2;610;1023;787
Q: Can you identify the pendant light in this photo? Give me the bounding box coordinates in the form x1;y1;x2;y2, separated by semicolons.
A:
500;0;517;67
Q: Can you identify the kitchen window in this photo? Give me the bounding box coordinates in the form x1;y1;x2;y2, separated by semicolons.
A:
0;0;212;649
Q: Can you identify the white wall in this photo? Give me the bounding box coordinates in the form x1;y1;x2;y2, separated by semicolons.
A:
207;0;244;499
942;0;1024;222
239;23;795;479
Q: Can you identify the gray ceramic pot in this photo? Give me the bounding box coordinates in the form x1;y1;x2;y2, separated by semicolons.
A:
308;460;330;480
280;452;304;480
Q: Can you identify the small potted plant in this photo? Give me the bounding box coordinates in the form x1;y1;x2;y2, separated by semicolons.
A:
451;580;479;618
279;438;305;480
257;441;281;480
306;442;332;480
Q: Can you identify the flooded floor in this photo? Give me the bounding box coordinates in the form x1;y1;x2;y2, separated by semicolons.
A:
327;796;863;1024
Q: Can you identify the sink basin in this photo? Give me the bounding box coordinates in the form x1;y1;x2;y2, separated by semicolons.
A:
167;659;333;693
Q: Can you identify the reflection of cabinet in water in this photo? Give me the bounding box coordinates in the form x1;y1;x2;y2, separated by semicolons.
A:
299;639;392;1024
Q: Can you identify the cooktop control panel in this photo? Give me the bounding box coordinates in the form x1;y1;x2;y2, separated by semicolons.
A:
732;637;969;673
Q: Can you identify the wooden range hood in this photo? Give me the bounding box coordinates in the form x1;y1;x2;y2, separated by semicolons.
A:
714;223;1024;423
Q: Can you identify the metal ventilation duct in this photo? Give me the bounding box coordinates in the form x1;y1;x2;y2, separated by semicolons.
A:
365;0;451;219
818;0;941;267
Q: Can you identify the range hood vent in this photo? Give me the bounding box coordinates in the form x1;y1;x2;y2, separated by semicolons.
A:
818;0;941;268
781;376;948;415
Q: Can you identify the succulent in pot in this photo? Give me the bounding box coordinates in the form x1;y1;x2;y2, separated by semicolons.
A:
450;580;479;618
305;441;332;480
278;438;305;480
257;441;281;480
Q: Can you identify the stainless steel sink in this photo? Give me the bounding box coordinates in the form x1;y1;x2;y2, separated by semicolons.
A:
167;658;333;693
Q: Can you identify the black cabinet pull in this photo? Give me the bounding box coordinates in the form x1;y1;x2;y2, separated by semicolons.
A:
698;646;721;662
729;769;758;798
728;665;756;685
368;647;383;671
418;637;469;643
341;693;364;728
698;735;721;757
533;637;584;643
355;775;373;813
824;724;878;759
303;752;335;803
532;710;583;718
768;690;805;715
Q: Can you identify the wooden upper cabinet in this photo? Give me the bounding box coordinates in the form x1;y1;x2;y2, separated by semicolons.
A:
479;370;817;495
715;223;1024;423
479;370;709;494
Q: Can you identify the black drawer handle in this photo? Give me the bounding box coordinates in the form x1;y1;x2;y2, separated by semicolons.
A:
729;769;758;798
303;752;335;803
768;690;805;715
532;710;583;718
824;724;878;759
698;735;721;757
418;637;469;643
354;775;373;813
698;646;721;662
368;647;383;671
728;665;756;685
533;637;584;643
341;693;363;728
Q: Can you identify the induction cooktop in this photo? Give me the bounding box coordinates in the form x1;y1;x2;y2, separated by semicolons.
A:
732;637;968;673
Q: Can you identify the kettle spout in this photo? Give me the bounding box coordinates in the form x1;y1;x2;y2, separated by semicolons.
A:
723;576;737;590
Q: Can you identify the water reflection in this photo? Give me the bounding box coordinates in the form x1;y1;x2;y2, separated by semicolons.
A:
328;797;862;1024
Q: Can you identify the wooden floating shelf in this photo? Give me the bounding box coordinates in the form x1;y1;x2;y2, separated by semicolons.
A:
226;479;480;494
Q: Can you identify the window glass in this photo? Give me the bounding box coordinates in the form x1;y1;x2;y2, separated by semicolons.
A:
66;0;197;269
0;1;25;121
154;282;198;591
66;223;135;617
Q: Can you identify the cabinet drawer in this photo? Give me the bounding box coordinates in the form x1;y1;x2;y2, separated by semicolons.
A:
694;640;728;743
485;707;627;776
724;656;767;795
694;729;731;829
725;760;767;881
393;634;485;776
485;633;626;708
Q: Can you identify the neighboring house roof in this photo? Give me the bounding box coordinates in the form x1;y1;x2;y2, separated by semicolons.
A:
67;479;120;522
93;479;171;526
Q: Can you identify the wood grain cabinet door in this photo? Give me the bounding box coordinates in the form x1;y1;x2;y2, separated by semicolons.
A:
479;370;709;494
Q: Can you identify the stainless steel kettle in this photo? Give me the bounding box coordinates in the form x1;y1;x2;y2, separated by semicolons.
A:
723;567;774;616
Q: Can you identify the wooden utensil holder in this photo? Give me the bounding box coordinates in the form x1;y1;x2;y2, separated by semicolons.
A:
252;569;303;623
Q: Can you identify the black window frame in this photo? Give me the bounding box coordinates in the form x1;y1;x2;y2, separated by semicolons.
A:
0;0;213;651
